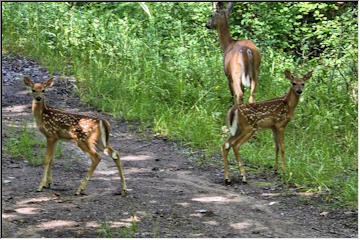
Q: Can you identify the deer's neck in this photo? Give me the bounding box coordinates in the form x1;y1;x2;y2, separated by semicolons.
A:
32;100;46;124
285;88;300;117
216;18;233;52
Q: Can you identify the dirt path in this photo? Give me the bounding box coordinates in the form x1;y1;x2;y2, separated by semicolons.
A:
2;55;357;237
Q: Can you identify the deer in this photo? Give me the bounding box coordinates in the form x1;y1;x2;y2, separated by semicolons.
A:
24;76;127;196
222;69;312;184
206;2;261;104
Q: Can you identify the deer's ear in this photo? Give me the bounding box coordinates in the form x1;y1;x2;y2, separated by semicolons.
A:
24;76;33;87
284;69;294;81
302;71;313;81
43;77;54;88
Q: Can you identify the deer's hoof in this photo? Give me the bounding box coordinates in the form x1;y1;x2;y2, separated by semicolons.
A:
37;184;46;192
75;191;86;196
121;189;128;197
225;179;232;185
75;189;85;196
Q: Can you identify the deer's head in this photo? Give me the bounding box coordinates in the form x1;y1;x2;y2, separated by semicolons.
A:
206;2;233;29
284;69;312;96
24;76;54;103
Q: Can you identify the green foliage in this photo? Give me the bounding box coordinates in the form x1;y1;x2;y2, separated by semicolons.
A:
3;123;62;166
230;2;357;59
98;218;137;238
4;123;43;166
98;220;113;238
2;2;357;208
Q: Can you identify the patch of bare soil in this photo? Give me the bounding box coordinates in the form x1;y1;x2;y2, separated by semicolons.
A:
2;55;358;237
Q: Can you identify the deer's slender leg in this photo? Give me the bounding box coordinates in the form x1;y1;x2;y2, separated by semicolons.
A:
46;156;53;188
76;143;101;195
222;142;231;184
38;138;57;191
222;135;240;184
231;72;244;105
104;146;127;196
46;144;57;187
232;130;254;183
278;128;287;171
250;63;260;104
226;76;235;105
249;77;257;103
272;127;280;172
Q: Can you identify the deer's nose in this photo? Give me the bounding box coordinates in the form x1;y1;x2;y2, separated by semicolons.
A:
296;90;302;95
36;96;41;101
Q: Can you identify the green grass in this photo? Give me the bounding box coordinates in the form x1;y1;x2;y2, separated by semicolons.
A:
2;2;357;209
3;122;63;166
237;126;357;208
98;217;137;238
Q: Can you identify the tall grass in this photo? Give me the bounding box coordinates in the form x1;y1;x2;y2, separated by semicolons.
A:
2;2;357;208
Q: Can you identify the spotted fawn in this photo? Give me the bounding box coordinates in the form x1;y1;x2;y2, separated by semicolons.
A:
24;76;127;196
222;69;312;184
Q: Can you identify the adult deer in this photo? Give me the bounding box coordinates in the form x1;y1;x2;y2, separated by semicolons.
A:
222;69;312;184
206;2;261;104
24;76;127;196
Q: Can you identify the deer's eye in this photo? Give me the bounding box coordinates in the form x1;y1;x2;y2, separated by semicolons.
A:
292;82;296;86
32;90;35;92
301;83;304;86
42;90;45;93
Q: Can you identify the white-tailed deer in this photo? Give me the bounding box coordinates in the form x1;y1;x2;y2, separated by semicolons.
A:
24;76;127;196
206;2;261;104
222;69;312;184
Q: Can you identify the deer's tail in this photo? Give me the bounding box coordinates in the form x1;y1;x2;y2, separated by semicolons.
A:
239;47;253;88
99;119;111;149
227;107;238;137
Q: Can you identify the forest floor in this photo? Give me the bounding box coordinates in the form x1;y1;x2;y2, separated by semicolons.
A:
1;55;358;238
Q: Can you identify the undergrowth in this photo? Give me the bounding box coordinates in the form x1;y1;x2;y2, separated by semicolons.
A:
3;122;63;166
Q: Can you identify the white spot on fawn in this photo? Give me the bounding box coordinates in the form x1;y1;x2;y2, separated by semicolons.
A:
229;110;238;136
